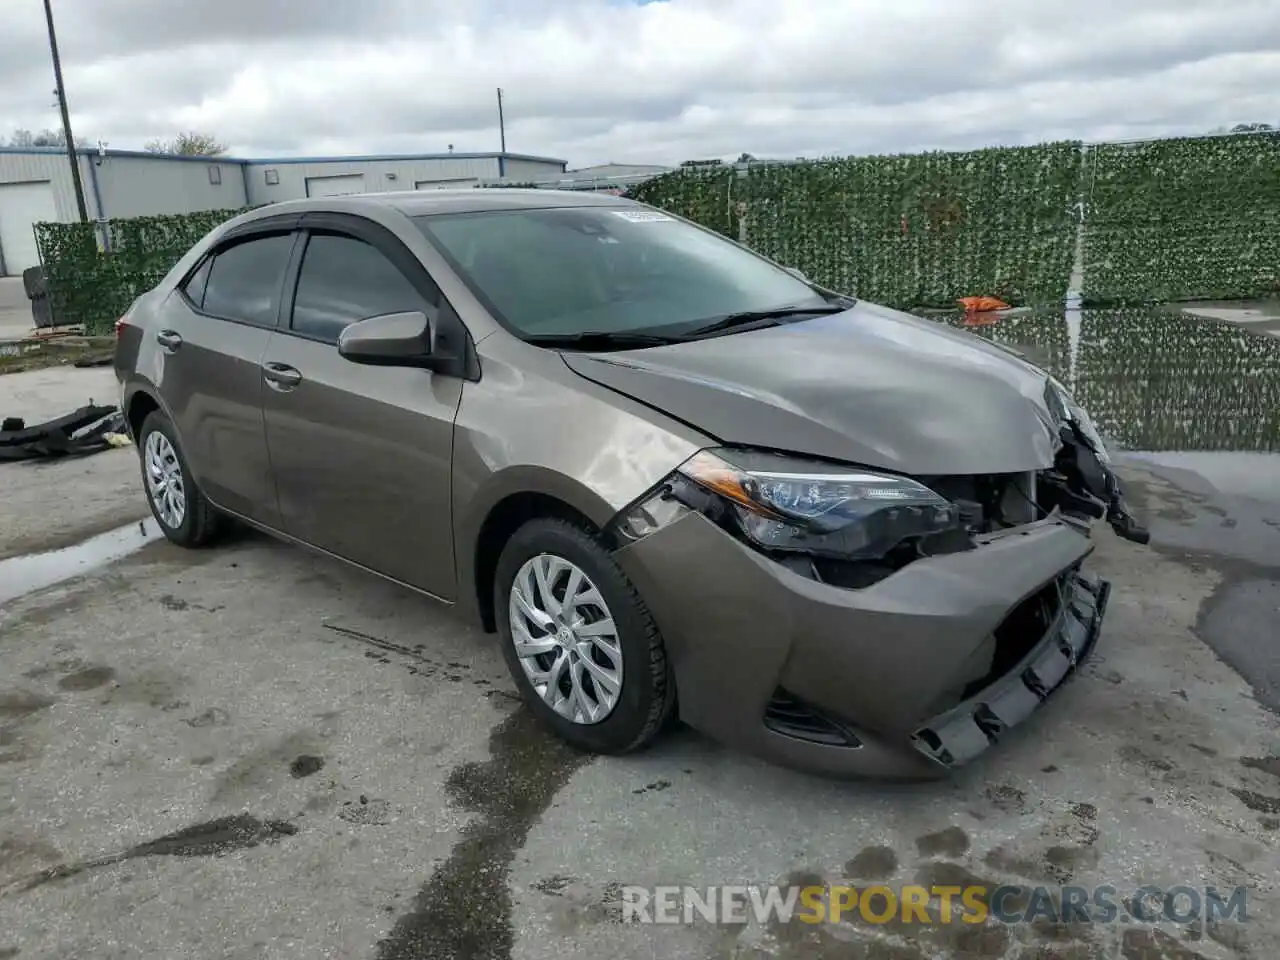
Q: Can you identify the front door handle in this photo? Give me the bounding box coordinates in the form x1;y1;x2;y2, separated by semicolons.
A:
262;362;303;391
156;330;182;352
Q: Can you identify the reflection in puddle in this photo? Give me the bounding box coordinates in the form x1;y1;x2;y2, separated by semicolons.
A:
939;305;1280;453
1180;300;1280;339
0;519;160;607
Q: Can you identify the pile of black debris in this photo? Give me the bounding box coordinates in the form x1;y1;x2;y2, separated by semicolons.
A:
0;403;129;462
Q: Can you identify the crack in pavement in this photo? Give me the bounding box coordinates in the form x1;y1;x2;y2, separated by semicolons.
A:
2;815;299;896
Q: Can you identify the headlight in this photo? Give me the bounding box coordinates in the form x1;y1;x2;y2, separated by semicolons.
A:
618;447;962;561
1047;378;1110;464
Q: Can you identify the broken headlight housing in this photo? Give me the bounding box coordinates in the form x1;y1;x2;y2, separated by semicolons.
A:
1046;377;1110;464
614;447;962;562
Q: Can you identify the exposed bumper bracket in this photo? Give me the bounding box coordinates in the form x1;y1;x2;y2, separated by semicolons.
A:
911;572;1111;767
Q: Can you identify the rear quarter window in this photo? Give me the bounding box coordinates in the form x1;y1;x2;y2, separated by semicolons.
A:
180;256;213;309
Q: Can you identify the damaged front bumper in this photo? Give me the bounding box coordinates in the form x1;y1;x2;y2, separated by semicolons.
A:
911;571;1109;766
614;511;1109;779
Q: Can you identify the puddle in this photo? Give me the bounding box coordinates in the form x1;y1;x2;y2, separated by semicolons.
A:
1180;300;1280;338
1122;451;1280;502
0;519;161;607
939;303;1280;454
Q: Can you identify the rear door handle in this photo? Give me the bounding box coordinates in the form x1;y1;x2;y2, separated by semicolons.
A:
156;330;182;352
262;362;302;391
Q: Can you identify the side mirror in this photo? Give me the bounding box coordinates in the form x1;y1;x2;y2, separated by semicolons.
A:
338;311;436;367
784;266;809;282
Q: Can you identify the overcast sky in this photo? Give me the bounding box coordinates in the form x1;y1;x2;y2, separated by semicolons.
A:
1;0;1277;167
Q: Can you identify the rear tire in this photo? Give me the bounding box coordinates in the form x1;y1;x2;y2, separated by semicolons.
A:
494;517;675;754
137;409;222;548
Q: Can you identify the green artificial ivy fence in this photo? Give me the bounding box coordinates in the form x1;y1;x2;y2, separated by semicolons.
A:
1081;132;1280;303
629;144;1083;310
743;143;1082;309
624;166;740;240
34;206;256;333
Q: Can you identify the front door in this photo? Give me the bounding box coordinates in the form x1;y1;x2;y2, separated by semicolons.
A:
260;222;462;599
155;228;297;527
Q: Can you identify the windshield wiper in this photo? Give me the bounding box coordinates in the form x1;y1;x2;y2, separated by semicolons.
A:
523;330;685;350
684;303;848;338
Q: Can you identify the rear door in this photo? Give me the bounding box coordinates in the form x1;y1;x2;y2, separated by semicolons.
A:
154;221;299;526
259;214;463;599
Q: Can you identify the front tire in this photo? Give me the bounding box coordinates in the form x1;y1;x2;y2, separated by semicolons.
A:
494;518;675;754
137;409;222;548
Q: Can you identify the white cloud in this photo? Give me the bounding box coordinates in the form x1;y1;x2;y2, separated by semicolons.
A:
1;0;1277;166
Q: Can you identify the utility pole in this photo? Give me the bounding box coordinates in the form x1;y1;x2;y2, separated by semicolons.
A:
496;87;507;153
42;0;89;222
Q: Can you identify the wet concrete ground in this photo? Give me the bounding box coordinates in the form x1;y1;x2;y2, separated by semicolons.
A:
2;307;1279;960
0;278;33;341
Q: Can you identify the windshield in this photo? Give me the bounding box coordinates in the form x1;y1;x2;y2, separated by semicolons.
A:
413;207;831;338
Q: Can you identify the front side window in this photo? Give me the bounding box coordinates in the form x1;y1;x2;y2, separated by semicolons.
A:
202;233;295;327
291;233;430;342
414;207;827;337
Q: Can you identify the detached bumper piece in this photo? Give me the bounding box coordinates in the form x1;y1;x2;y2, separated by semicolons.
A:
0;403;125;463
911;572;1111;767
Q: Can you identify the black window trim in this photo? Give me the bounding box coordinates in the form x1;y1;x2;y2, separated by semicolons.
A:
279;211;479;381
178;255;214;311
176;213;304;331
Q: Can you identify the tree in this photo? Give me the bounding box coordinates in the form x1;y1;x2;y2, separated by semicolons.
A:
144;131;228;156
4;127;87;148
1209;122;1275;134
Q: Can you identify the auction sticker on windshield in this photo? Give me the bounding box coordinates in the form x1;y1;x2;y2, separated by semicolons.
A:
612;210;674;222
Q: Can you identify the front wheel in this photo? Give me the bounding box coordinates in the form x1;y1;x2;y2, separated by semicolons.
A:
493;518;675;754
137;409;223;548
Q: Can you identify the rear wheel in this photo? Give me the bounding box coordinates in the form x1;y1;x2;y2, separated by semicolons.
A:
494;517;675;754
137;409;222;547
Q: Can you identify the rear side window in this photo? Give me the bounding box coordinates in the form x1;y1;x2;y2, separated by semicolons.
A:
180;256;212;308
290;233;431;342
202;233;295;327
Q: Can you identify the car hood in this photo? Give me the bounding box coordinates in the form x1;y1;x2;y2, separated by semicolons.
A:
560;301;1062;475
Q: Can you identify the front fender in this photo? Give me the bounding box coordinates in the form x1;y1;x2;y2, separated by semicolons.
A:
448;344;712;626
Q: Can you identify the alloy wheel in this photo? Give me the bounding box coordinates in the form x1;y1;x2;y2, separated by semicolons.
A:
144;431;187;529
508;553;623;724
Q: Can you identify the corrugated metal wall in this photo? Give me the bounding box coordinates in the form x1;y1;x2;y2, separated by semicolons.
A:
502;157;569;181
3;150;571;227
90;155;247;218
1;151;247;222
0;152;86;220
244;157;505;203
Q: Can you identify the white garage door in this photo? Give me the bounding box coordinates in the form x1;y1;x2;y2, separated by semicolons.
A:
0;181;58;275
414;178;480;190
305;174;366;198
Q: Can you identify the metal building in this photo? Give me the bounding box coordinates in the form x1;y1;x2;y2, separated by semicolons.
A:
0;147;568;275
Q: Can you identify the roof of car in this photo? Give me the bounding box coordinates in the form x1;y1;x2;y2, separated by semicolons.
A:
385;188;641;215
248;188;645;220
